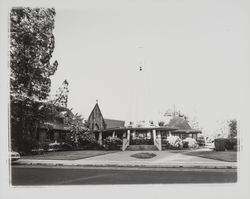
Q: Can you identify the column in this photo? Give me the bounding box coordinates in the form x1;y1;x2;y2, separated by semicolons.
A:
169;131;172;136
127;129;130;142
98;131;102;145
153;129;156;144
112;131;115;138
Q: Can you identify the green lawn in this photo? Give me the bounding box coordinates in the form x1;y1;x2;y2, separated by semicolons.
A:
183;151;237;162
21;150;118;160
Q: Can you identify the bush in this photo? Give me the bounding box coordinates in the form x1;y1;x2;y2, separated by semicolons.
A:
19;136;39;155
103;136;122;150
65;131;100;150
197;135;205;146
79;131;96;145
166;136;183;150
131;152;156;159
183;141;189;148
214;138;238;151
214;138;227;151
130;138;154;145
225;138;237;150
183;137;199;149
39;142;50;151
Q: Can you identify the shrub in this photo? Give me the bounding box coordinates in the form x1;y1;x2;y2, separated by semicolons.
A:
214;138;227;151
183;137;199;149
131;152;156;159
130;138;154;145
19;136;39;155
40;141;73;152
183;141;189;148
225;138;237;150
103;136;122;150
78;131;97;146
197;135;205;146
39;142;50;151
166;136;183;150
214;138;238;151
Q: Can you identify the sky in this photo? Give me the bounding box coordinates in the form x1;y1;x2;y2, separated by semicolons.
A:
48;0;250;135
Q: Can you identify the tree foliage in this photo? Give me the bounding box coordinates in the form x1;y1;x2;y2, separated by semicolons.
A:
10;8;57;152
10;8;58;100
53;80;69;108
64;112;88;146
228;119;237;138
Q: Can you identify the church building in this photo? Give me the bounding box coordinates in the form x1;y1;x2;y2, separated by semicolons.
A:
88;102;201;151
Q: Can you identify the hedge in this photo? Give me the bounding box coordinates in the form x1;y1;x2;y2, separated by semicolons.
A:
103;136;122;150
214;138;237;151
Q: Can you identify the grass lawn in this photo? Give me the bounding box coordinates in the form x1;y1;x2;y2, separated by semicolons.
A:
183;151;237;162
21;150;118;160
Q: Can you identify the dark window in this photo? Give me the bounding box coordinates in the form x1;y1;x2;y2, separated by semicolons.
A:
46;131;50;140
46;131;54;140
60;132;66;140
36;131;39;141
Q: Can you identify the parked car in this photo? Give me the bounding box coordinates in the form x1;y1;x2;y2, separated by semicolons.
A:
10;151;20;161
206;141;215;150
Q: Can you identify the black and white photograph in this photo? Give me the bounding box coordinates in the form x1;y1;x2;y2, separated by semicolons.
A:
0;0;250;198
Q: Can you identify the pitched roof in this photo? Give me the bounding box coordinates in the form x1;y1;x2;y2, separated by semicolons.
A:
104;118;125;128
88;103;106;130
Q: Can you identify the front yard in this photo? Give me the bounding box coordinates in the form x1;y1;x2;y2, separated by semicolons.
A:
21;150;118;160
183;151;237;162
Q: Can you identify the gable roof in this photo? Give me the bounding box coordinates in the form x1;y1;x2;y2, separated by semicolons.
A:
88;103;106;130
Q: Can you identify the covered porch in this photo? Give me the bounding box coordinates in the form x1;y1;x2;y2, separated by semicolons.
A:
93;127;178;151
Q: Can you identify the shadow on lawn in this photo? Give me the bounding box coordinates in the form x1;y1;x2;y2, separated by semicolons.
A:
183;151;237;162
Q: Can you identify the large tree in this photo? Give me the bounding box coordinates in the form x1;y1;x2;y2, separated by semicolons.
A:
10;8;58;100
10;8;58;152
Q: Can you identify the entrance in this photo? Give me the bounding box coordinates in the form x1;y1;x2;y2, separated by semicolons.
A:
130;130;154;145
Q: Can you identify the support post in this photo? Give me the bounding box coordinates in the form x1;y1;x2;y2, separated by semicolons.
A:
127;129;130;143
112;131;115;138
153;129;156;145
98;131;102;145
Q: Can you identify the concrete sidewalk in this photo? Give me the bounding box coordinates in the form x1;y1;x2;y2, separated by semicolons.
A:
15;151;237;169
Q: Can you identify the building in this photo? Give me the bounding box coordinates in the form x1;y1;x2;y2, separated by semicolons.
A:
88;102;201;151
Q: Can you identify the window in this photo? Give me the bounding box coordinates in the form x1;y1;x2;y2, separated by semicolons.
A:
60;132;66;140
46;131;54;140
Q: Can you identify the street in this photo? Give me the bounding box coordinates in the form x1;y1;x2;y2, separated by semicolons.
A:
11;165;237;185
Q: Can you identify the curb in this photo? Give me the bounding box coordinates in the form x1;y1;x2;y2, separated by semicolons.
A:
14;161;237;169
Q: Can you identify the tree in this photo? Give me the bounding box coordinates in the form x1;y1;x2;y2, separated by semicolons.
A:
53;80;69;108
10;8;58;100
164;106;189;121
228;119;237;138
10;8;58;152
64;112;88;147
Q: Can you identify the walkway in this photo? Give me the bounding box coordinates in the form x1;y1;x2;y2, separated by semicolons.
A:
16;150;237;169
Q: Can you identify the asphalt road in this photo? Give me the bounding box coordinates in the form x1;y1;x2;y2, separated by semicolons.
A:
11;165;237;185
